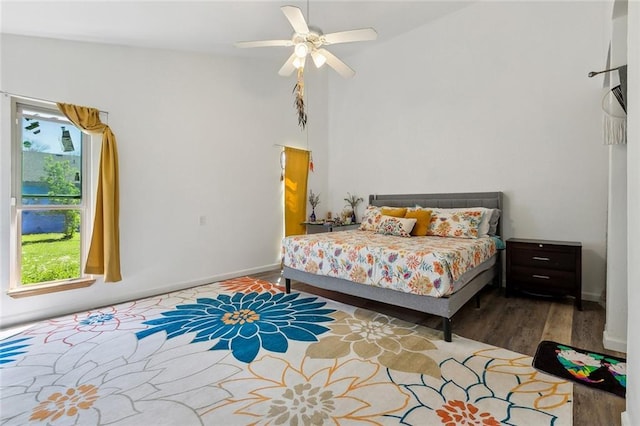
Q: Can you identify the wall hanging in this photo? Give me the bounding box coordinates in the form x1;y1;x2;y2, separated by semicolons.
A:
589;64;627;145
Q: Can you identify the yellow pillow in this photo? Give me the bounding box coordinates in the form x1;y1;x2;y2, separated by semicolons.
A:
405;209;432;236
380;207;407;218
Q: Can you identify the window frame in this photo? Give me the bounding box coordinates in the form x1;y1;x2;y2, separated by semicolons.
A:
7;97;95;297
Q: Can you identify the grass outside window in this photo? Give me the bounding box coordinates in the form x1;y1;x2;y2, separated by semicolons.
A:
21;232;81;284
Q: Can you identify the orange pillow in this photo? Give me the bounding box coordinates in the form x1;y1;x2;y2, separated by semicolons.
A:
380;207;407;218
405;209;432;236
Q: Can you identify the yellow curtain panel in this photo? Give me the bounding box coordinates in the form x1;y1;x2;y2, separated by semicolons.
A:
57;103;121;282
283;147;310;237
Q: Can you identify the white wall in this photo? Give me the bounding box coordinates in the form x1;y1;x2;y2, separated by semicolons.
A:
304;69;331;220
326;1;609;301
623;1;638;423
0;35;329;327
604;0;629;354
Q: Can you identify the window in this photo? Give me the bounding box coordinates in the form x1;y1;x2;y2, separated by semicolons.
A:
9;99;95;296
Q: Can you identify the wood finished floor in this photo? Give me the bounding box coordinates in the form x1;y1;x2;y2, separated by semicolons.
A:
252;269;626;426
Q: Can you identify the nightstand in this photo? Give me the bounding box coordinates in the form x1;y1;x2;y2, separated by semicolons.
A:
506;238;582;310
303;223;360;234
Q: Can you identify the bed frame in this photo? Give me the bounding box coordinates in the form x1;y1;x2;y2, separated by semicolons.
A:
283;191;503;342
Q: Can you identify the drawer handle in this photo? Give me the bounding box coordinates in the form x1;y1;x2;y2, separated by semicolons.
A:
532;274;550;279
532;256;550;261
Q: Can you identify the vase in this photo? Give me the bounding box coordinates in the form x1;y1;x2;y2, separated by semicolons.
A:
310;209;316;222
351;210;356;223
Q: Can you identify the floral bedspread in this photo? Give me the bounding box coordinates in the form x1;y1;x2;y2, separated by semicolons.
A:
282;230;497;297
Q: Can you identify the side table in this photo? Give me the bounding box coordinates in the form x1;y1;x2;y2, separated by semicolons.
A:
303;223;360;234
506;238;582;310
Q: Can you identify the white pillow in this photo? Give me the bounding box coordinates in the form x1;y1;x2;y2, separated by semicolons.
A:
474;208;501;236
376;215;417;237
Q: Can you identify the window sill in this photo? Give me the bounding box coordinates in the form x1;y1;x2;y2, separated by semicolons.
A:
7;277;96;298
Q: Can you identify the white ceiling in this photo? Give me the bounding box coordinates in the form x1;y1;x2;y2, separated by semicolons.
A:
1;1;473;61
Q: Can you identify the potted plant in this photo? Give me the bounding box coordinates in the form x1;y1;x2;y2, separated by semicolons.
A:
344;193;363;223
308;190;320;222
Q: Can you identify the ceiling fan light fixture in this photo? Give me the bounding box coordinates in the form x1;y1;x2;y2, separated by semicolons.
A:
311;50;326;68
294;42;309;58
293;55;306;69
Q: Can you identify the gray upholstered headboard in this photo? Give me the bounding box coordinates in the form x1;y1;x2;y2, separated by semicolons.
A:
369;191;503;236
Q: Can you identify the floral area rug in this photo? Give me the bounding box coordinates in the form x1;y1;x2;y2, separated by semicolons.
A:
0;277;572;425
533;340;626;398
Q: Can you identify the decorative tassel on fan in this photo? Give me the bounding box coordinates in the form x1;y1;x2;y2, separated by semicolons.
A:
309;152;314;172
293;67;307;129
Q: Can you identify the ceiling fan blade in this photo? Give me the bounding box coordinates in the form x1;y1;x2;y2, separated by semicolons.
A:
317;48;355;79
281;6;309;34
323;28;378;45
235;40;293;48
278;53;297;77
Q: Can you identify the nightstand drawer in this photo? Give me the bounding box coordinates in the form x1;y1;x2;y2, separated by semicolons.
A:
510;266;576;290
509;249;575;271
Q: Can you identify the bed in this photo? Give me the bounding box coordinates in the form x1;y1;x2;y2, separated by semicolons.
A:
282;191;503;342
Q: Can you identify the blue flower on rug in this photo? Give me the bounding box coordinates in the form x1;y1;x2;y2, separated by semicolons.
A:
136;292;335;363
78;312;115;326
0;336;32;366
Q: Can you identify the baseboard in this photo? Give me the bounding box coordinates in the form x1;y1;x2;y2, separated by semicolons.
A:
582;291;603;302
116;263;283;303
0;263;282;330
603;329;628;353
621;411;631;426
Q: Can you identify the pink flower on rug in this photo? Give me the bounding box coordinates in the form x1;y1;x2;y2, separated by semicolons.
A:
207;355;410;424
24;298;165;346
218;276;281;294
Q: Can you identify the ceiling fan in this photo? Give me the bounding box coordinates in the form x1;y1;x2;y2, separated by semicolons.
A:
235;5;377;78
